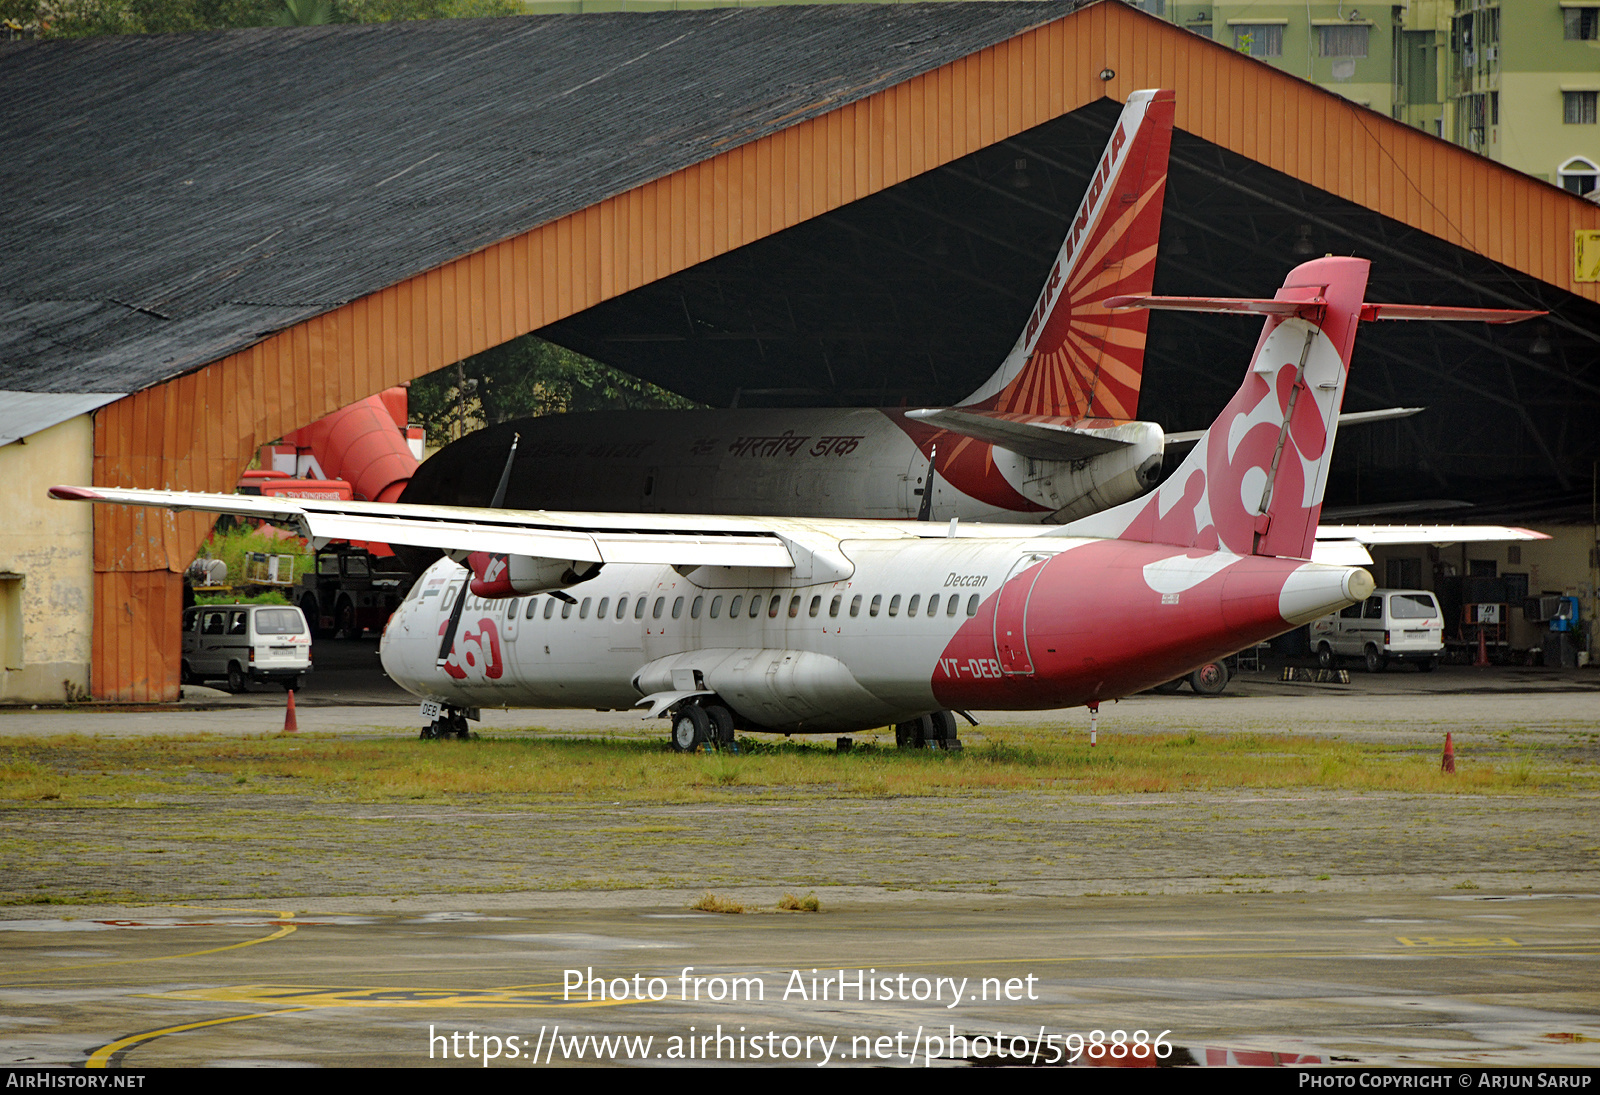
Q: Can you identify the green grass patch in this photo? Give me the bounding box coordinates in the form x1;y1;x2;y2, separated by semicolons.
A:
0;729;1582;806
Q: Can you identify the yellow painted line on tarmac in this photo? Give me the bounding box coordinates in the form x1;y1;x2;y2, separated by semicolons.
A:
86;1007;312;1069
1396;935;1521;947
150;984;629;1009
0;910;298;978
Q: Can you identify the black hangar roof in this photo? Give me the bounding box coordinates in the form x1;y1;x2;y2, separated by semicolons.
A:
0;2;1075;404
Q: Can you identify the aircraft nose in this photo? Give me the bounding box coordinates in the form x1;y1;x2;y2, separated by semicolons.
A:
1278;564;1374;626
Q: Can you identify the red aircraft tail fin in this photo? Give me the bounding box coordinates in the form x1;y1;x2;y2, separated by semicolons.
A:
958;88;1174;421
1062;261;1542;560
1060;257;1371;560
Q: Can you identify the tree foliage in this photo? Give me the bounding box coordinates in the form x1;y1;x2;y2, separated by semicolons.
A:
2;0;517;38
409;335;702;447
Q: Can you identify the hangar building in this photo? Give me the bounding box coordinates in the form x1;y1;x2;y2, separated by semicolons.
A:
1;0;1596;703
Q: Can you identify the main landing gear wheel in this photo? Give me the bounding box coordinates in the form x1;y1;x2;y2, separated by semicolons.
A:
1151;678;1185;694
1188;661;1230;696
893;717;926;749
671;705;711;752
1316;643;1335;670
704;704;736;748
928;710;961;750
895;711;961;750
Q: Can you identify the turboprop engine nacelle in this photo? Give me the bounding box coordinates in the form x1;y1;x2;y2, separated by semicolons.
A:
463;551;602;598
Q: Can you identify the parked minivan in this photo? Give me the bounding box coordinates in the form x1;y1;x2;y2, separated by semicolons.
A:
1308;588;1443;672
181;604;312;691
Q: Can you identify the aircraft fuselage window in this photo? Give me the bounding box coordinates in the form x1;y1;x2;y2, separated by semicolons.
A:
597;597;610;618
616;596;629;620
850;595;861;618
710;596;722;618
927;594;939;617
729;595;743;617
561;600;573;619
525;598;538;620
907;594;921;616
870;595;882;617
579;597;591;619
750;594;764;618
809;595;821;618
829;595;841;618
652;597;665;620
634;597;648;620
787;595;801;618
888;595;901;617
672;596;684;620
691;596;703;619
507;597;519;619
544;599;556;620
768;597;781;619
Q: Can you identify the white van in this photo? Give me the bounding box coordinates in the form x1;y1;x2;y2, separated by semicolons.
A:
1308;589;1443;672
182;604;312;691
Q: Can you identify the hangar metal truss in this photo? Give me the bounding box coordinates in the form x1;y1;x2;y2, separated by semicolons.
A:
1;0;1595;700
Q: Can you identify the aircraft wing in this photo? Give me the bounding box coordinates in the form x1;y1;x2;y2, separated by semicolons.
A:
904;408;1143;460
48;486;800;568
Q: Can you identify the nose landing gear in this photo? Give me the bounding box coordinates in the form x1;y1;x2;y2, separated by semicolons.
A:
421;704;474;740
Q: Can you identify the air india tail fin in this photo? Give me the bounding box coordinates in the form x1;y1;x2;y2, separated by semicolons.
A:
957;88;1175;421
1055;257;1540;560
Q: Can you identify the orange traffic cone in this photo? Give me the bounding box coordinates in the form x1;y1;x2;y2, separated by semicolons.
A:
1474;628;1490;668
282;689;298;734
1441;732;1455;774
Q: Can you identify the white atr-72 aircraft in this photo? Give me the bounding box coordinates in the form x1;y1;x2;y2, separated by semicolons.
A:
54;258;1542;748
405;89;1181;525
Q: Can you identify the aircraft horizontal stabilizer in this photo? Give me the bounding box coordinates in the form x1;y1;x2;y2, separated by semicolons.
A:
903;408;1142;460
1165;406;1423;446
1106;293;1544;325
1316;524;1549;546
1309;523;1550;566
